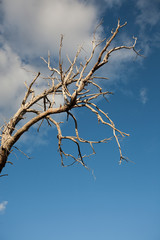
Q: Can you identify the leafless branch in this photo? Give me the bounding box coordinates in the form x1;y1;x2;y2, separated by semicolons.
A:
0;20;141;174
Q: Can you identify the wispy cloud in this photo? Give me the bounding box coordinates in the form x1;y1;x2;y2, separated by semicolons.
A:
136;0;160;28
140;88;148;104
135;0;160;53
0;201;8;213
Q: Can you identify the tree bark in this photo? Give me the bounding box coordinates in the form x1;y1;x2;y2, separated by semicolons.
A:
0;147;10;173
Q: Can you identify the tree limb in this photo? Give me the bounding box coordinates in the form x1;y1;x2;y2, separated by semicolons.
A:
0;20;141;174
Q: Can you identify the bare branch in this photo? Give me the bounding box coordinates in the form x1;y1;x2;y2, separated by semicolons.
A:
59;34;64;82
22;72;40;105
0;19;141;174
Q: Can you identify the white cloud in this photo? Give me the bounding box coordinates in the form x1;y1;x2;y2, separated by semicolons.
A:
0;36;65;124
1;0;98;59
0;201;8;213
140;88;148;104
0;40;36;124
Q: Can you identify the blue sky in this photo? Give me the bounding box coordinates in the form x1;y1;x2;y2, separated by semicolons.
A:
0;0;160;239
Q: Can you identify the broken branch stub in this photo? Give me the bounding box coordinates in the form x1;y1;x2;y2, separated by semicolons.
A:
0;20;140;175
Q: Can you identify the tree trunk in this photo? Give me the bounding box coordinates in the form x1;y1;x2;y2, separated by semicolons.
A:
0;147;10;174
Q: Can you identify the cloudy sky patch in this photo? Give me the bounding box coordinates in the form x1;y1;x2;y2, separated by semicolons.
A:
1;0;98;59
136;0;160;28
140;87;148;104
0;201;8;213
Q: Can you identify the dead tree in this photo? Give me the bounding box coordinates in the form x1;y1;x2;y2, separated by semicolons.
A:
0;20;140;175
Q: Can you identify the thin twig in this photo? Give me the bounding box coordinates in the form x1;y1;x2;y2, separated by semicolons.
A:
13;146;31;159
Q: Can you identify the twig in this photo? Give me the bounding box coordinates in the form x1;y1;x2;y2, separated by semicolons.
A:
13;146;31;159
